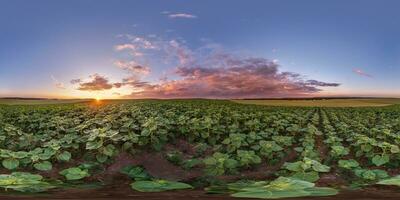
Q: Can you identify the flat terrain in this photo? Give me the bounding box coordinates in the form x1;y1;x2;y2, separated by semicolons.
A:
233;98;400;107
0;99;90;105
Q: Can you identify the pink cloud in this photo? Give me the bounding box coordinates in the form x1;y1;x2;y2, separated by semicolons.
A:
168;40;193;65
123;55;340;99
75;35;341;98
114;44;136;51
71;74;120;91
353;68;373;78
168;13;197;19
114;60;151;75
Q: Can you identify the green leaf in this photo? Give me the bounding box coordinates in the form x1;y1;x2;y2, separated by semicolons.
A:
231;177;338;199
232;189;311;199
312;162;330;173
372;154;389;166
361;170;377;180
265;177;315;190
284;161;303;172
0;172;56;193
291;171;320;182
11;151;29;159
338;159;359;169
102;144;116;157
11;172;43;181
372;169;389;179
57;151;72;162
130;180;193;192
86;140;103;150
2;158;19;170
96;154;108;163
38;148;56;160
390;146;400;154
120;165;151;181
183;159;202;169
59;167;90;180
33;161;53;171
305;187;339;196
377;175;400;187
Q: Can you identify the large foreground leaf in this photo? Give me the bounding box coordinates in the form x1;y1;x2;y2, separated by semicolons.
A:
131;180;193;192
231;177;338;199
377;175;400;187
291;171;320;182
0;172;56;192
232;189;310;199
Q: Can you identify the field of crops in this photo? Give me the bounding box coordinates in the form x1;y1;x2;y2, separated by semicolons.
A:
233;98;400;107
0;100;399;199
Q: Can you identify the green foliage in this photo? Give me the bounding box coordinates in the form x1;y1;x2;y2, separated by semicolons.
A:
372;154;389;166
0;172;56;192
130;180;193;192
236;150;261;167
377;175;400;187
57;151;72;162
284;158;330;173
204;153;238;176
2;159;19;170
291;171;320;183
165;151;184;165
59;167;90;181
120;165;151;181
354;169;389;181
258;140;283;157
1;99;400;195
230;177;338;199
33;161;52;171
330;145;349;157
182;159;202;170
338;159;359;169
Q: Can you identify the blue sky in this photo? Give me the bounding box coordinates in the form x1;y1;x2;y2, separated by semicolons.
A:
0;0;399;98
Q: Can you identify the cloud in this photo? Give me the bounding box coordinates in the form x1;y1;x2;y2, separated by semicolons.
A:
114;60;151;75
74;35;340;98
353;68;373;78
71;74;120;91
51;75;65;89
121;76;153;89
167;40;193;65
114;44;136;51
123;53;340;99
305;80;341;87
167;13;197;19
114;36;159;57
70;79;82;84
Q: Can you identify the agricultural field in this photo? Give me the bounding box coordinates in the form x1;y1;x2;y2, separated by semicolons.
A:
0;99;90;105
0;100;399;199
233;98;400;107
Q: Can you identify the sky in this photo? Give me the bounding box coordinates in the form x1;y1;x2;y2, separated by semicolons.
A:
0;0;399;99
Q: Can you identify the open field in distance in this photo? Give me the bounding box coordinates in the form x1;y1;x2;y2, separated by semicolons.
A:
232;98;400;107
0;99;90;105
